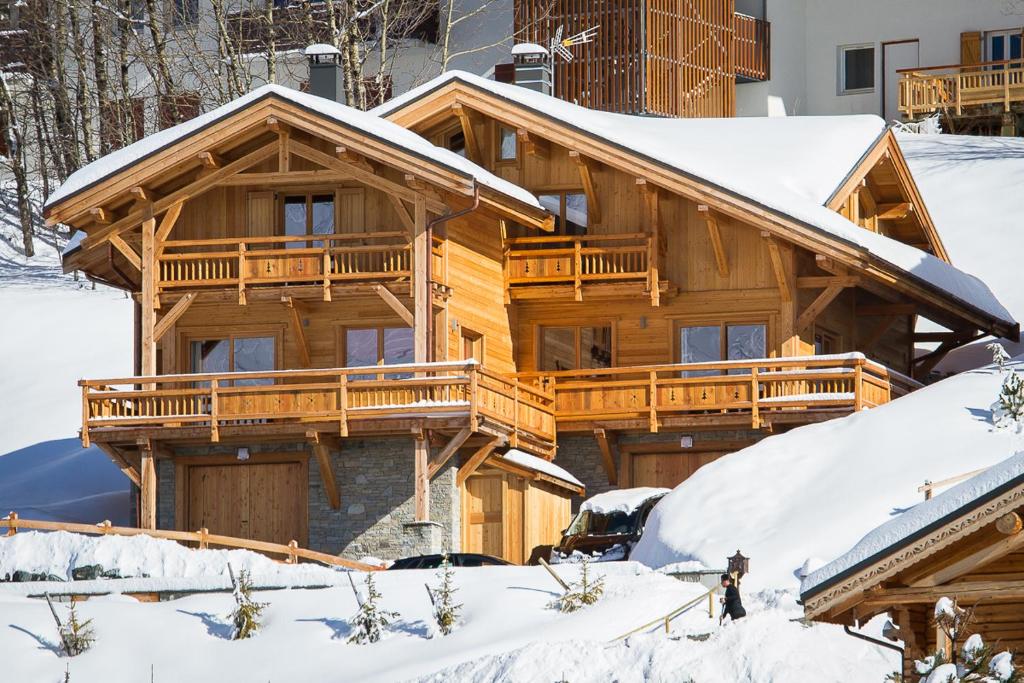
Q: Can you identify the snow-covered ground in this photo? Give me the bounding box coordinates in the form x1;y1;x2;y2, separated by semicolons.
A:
631;357;1024;589
0;535;898;682
0;189;134;523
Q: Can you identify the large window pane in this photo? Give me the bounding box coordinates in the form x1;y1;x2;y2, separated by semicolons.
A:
311;194;334;247
284;196;307;248
383;327;414;379
540;327;576;371
842;46;874;92
346;328;379;380
233;337;275;386
680;326;721;377
499;127;517;160
190;339;230;374
726;324;766;362
447;130;466;157
564;193;588;235
579;326;612;369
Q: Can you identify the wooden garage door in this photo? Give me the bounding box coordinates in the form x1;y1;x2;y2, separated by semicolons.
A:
186;461;307;546
464;474;505;559
631;451;726;489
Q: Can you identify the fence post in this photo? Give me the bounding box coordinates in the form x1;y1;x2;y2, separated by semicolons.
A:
6;511;17;536
709;587;715;619
322;248;332;302
99;520;112;535
287;539;299;564
199;527;209;549
854;361;864;411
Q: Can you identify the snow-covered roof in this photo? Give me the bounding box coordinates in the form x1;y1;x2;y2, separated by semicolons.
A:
304;43;340;57
498;449;583;489
46;84;542;214
581;487;669;515
373;72;1015;329
511;42;548;56
801;449;1024;599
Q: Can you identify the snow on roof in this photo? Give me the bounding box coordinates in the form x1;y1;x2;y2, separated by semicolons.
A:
801;449;1024;598
62;229;85;257
304;43;340;56
498;448;583;488
899;132;1024;326
374;72;1014;327
629;357;1024;589
581;487;669;515
511;42;548;56
46;83;542;214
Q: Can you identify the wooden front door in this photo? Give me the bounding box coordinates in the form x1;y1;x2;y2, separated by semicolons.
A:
630;451;726;489
464;474;505;559
185;460;307;546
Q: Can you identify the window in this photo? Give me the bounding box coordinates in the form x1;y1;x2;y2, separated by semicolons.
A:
539;325;612;371
189;336;276;386
497;126;517;162
283;193;334;247
172;0;199;28
678;322;766;376
839;44;874;94
445;129;466;157
461;328;484;362
539;191;588;236
814;329;840;356
987;30;1023;66
342;326;414;379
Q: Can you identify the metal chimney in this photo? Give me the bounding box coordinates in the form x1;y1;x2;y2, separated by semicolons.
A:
305;43;344;102
511;43;552;95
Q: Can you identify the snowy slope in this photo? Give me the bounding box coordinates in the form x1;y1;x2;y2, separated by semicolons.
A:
630;358;1024;589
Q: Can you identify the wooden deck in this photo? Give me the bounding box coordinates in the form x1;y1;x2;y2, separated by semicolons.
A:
899;59;1024;118
517;355;920;433
80;362;556;457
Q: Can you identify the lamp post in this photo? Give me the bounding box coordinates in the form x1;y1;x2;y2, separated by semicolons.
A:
727;550;749;586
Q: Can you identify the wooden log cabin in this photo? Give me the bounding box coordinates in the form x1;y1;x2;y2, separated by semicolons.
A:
48;61;1016;564
801;455;1024;679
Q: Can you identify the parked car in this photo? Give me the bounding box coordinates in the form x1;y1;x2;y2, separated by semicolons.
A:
549;487;670;563
387;553;512;570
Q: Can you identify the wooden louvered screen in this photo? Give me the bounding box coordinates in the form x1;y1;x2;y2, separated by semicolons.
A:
514;0;737;118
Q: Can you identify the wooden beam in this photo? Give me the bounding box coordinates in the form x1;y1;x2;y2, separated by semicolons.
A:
796;283;845;335
154;200;184;247
428;427;472;478
569;151;601;224
139;441;156;530
373;284;414;327
197;151;222;169
877;202;913;221
414;433;430;521
388;195;415;235
335;145;373;172
863;579;1024;607
456;437;501;487
856;303;917;317
278;128;291;173
452;103;482;163
282;296;311;368
89;207;111;224
129;186;152;203
83;143;277;249
413;196;428;363
762;233;791;303
796;276;860;289
265;116;285;133
516;128;549;159
109;234;141;271
140;216;157;380
912;525;1024;588
594;429;618;485
913;332;985;378
639;180;660;306
154;292;198;342
860;314;899;353
219;171;351;187
94;443;141;487
307;433;340;510
697;205;729;278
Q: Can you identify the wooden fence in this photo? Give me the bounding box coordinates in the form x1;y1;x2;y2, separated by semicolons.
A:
2;512;381;571
899;59;1024;117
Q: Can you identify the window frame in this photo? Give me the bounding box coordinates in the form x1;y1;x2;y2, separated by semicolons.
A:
443;126;467;157
674;319;770;371
337;325;415;379
838;43;876;95
535;321;616;372
461;327;485;363
279;191;336;244
181;329;283;377
495;125;518;163
813;327;842;356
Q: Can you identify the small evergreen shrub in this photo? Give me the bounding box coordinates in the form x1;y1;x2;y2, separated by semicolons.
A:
59;598;95;656
552;555;605;613
430;554;463;636
348;572;398;644
229;567;268;640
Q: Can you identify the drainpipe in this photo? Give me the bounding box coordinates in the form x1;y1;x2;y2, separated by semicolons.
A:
425;184;480;362
843;624;904;671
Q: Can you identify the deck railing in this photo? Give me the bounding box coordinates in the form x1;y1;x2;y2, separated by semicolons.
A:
504;233;653;299
80;362;556;452
734;13;770;82
517;354;920;430
898;59;1024;117
158;231;414;297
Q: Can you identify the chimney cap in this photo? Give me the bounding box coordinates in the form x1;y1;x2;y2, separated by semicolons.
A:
512;42;548;57
305;43;341;57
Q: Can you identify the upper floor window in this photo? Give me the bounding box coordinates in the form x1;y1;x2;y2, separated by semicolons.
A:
678;322;766;377
497;126;517;162
839;44;874;94
539;324;612;371
341;326;414;380
171;0;199;28
283;193;334;247
445;129;466;157
539;191;588;236
987;29;1023;64
189;335;276;385
814;328;840;356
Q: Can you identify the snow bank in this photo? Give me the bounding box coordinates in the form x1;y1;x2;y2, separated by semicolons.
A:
580;487;669;515
46;84;541;213
631;358;1024;589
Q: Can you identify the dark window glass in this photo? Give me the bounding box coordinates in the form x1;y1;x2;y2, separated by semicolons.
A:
447;130;466;157
843;46;874;91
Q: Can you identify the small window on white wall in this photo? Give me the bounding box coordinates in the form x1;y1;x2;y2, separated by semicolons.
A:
839;44;875;94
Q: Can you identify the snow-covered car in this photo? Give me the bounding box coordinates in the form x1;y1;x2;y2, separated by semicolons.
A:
549;487;670;563
387;553;512;569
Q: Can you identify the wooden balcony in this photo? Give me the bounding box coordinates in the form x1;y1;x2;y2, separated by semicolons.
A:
517;354;921;433
734;13;770;82
504;233;661;303
899;59;1024;118
80;362;556;457
157;231;421;303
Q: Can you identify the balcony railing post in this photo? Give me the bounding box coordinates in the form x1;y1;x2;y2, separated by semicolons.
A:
573;239;583;301
322;247;332;302
470;366;479;431
237;242;247;306
81;383;91;448
512;381;520;448
751;366;760;429
648;370;658;433
854;362;864;411
210;378;220;442
338;373;349;437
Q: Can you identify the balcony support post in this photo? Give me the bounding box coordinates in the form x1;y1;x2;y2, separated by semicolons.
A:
139;438;156;530
413;195;429;364
414;430;430;521
141;212;157;389
594;428;619;485
641;182;661;307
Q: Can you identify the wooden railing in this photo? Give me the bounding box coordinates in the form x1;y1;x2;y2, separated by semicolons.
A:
734;13;770;82
80;362;556;451
517;354;921;430
158;231;414;297
504;233;652;299
3;512;381;571
898;59;1024;117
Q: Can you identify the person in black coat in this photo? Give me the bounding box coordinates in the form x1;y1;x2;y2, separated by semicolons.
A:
719;573;746;623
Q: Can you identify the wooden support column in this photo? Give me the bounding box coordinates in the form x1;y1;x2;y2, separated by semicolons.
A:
428;426;472;478
141;213;157;385
452;103;481;163
640;181;661;307
594;429;618;485
139;439;156;530
283;297;311;368
414;431;430;521
307;431;340;510
570;151;601;224
374;284;414;327
698;205;729;278
456;437;502;487
413;196;429;363
795;283;845;335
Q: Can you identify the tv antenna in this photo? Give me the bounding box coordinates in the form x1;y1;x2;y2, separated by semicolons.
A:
549;24;600;62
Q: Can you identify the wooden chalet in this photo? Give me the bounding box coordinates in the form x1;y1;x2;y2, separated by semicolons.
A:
47;66;1016;564
802;455;1024;679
